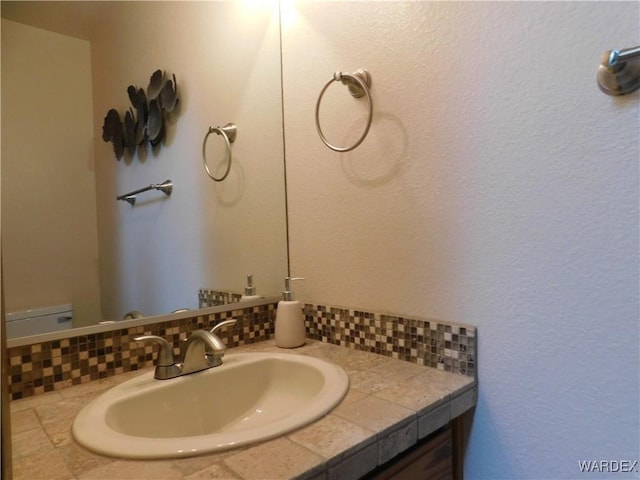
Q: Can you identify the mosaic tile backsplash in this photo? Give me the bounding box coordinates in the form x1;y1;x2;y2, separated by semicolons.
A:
7;303;275;400
198;288;243;308
7;300;476;400
303;304;476;378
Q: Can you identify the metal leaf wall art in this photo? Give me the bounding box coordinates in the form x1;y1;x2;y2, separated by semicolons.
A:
102;69;179;160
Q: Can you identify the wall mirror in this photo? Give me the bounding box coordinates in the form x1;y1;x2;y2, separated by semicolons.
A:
1;1;288;340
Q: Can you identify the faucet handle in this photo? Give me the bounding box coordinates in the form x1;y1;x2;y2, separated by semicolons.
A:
134;335;176;366
210;318;238;334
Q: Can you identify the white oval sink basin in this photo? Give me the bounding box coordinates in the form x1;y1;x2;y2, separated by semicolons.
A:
72;352;349;459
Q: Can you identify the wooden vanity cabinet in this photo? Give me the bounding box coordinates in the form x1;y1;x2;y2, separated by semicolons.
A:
365;414;468;480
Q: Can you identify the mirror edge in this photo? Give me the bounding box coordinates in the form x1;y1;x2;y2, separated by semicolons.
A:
6;296;280;349
1;256;14;479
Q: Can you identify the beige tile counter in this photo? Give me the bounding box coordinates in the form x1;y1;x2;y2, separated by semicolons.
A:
10;339;476;480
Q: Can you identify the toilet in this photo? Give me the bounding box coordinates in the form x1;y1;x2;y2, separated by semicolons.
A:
5;303;73;338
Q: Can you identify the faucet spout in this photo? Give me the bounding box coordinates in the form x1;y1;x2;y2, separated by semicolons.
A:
181;330;227;375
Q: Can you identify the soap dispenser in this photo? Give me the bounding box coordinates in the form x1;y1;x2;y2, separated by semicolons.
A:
239;274;261;302
275;276;305;348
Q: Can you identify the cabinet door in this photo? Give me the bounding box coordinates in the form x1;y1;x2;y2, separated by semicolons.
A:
368;425;453;480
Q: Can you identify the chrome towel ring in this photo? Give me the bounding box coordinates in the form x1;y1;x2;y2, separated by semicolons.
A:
315;69;373;152
202;123;237;182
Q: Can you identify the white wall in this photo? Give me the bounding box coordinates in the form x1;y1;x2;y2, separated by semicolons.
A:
282;2;639;478
90;1;288;318
1;19;102;326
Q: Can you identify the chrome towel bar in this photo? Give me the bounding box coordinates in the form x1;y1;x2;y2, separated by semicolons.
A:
117;180;173;206
597;45;640;96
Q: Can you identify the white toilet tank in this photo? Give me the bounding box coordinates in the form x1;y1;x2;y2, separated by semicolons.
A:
6;303;73;338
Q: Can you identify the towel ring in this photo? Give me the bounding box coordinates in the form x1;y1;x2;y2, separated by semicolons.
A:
315;69;373;152
202;123;237;182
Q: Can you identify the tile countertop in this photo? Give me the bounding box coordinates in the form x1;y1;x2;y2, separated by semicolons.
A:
10;339;476;480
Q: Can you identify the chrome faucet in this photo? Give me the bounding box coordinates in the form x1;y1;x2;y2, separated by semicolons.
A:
181;330;226;374
135;319;238;379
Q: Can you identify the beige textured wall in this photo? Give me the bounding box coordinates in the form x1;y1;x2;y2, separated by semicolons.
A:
281;2;639;478
1;19;101;326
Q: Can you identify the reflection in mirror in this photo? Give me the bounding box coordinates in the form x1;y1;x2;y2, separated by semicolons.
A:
1;1;288;340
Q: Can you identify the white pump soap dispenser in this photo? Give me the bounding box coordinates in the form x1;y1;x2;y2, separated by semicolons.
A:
239;274;261;302
275;276;305;348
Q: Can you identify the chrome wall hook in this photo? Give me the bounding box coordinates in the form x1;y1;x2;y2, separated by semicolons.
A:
597;46;640;96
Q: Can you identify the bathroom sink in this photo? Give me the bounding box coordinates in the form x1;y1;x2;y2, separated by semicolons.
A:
72;352;349;459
